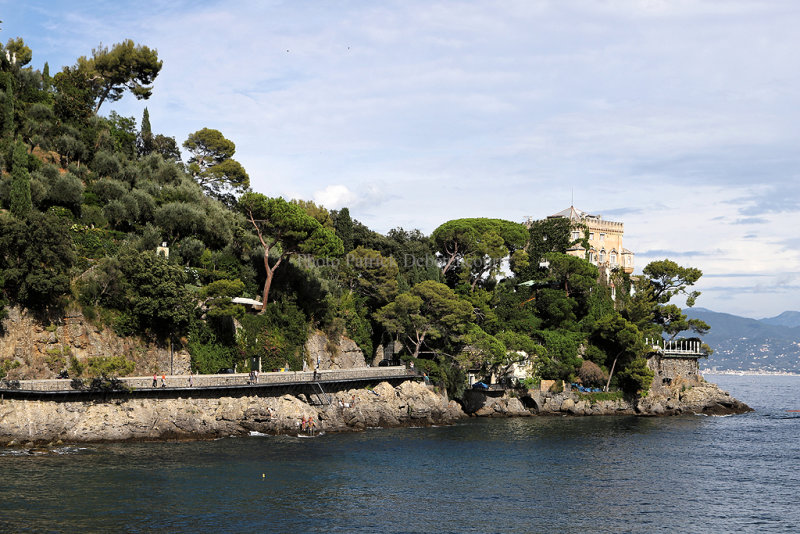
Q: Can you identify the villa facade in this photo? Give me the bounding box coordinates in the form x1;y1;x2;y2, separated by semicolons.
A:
546;206;635;274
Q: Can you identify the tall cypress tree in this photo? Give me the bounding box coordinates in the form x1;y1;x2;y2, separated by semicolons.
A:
138;106;153;156
10;141;32;219
335;207;354;253
2;78;13;138
42;61;51;91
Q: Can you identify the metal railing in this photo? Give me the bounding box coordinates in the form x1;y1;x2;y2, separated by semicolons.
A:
645;338;705;357
1;366;414;393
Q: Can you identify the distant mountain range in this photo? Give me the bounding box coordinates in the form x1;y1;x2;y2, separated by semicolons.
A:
684;308;800;373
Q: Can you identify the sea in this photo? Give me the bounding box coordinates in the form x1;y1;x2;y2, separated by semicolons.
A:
1;374;798;533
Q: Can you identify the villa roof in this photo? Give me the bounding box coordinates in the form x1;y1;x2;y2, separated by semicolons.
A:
548;206;585;221
548;205;601;221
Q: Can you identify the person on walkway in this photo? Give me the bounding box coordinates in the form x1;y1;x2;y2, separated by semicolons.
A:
153;374;157;388
188;372;194;387
254;369;259;384
161;374;166;388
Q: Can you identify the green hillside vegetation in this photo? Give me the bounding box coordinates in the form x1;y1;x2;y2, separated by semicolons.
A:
0;35;709;397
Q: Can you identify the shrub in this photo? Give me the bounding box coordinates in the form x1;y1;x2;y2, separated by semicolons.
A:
0;358;21;379
45;346;69;372
576;390;623;402
88;375;130;392
617;357;654;396
68;355;85;377
87;355;135;377
188;341;238;374
578;360;607;388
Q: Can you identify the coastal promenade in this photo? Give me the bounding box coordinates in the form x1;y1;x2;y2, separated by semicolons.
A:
0;366;419;400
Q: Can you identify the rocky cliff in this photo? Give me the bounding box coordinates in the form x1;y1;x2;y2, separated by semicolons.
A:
0;306;190;380
304;330;366;370
0;381;464;445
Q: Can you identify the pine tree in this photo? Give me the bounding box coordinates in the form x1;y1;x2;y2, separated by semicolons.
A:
138;107;153;156
10;141;32;219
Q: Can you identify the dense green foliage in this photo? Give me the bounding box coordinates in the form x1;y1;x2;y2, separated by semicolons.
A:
0;33;709;397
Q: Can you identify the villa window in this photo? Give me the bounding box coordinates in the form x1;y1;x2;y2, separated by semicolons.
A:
571;231;580;240
599;250;606;263
610;253;617;265
589;232;594;240
599;233;606;242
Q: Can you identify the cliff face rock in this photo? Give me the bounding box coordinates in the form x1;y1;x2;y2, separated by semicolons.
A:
0;306;190;380
637;382;752;416
462;380;751;417
0;380;464;445
305;330;366;370
462;390;531;417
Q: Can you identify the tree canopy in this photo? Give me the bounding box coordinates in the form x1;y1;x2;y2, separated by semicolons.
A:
75;39;162;113
431;218;528;291
239;193;343;307
375;280;473;359
184;128;250;200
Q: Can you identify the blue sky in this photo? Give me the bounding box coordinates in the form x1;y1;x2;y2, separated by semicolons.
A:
3;0;799;318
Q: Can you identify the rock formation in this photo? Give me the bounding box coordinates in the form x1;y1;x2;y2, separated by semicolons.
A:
304;330;366;370
0;380;463;445
463;380;751;417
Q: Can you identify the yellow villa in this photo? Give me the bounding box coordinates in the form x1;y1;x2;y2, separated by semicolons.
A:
546;206;635;275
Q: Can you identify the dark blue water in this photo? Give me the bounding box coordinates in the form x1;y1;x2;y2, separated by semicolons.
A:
1;375;798;533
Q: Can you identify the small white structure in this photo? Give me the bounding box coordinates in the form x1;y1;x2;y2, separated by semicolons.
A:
467;351;534;387
232;297;264;311
156;242;170;258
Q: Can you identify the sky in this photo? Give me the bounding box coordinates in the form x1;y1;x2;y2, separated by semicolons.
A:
2;0;799;319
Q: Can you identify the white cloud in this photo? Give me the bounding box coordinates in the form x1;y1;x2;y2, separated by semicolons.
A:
313;185;359;210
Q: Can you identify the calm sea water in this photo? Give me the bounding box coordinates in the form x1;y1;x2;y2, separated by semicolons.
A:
1;375;799;533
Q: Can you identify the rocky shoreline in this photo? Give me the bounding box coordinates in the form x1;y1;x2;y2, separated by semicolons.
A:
0;379;752;446
0;381;463;446
463;380;752;417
